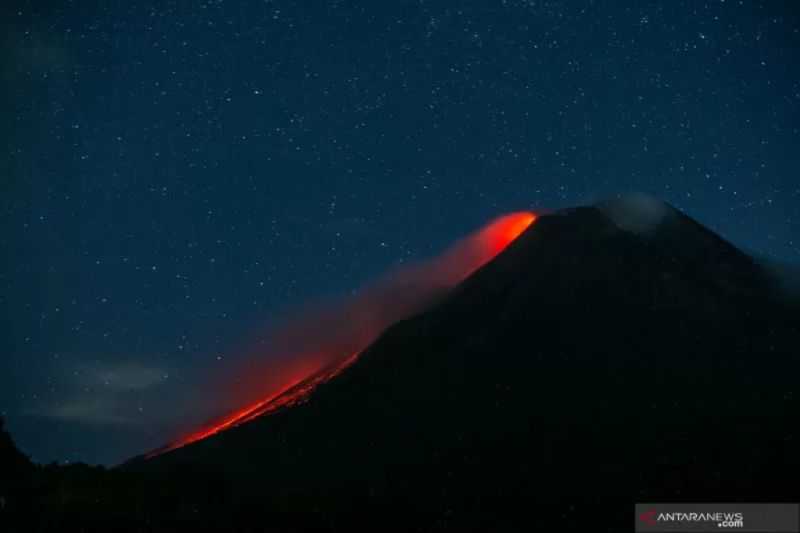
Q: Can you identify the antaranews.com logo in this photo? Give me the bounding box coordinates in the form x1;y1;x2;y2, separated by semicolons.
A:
639;508;743;528
635;503;799;532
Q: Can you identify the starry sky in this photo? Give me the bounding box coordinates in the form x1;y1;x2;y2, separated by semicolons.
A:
2;0;799;465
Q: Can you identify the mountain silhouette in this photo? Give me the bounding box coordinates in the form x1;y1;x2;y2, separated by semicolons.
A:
120;195;799;530
6;196;799;531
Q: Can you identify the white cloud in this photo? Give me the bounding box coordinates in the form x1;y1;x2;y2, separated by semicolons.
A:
82;362;167;391
598;193;673;235
36;398;133;425
27;361;170;426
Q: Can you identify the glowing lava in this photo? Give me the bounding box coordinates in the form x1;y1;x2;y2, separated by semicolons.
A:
462;211;537;271
148;211;535;457
147;351;361;457
485;212;537;255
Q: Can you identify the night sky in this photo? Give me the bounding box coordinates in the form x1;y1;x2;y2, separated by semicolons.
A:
2;1;799;465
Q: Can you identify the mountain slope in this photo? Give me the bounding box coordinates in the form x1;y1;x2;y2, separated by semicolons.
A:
75;197;800;530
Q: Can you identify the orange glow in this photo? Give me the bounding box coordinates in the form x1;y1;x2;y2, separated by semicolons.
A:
475;212;537;266
492;212;537;251
146;352;361;457
148;211;535;457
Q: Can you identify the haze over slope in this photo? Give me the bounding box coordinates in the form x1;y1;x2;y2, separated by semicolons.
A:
150;211;535;455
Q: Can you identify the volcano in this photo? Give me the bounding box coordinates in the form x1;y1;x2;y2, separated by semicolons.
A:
13;196;800;531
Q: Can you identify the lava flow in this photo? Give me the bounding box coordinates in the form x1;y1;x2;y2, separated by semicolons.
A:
146;351;361;457
148;211;535;457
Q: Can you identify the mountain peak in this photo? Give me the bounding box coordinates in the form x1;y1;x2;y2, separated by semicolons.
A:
110;196;797;532
595;192;677;235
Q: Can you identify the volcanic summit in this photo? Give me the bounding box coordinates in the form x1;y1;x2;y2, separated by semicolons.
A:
8;196;799;532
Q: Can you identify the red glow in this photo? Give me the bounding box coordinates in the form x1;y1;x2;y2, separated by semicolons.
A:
148;211;535;457
146;352;360;457
484;212;537;256
456;211;537;274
